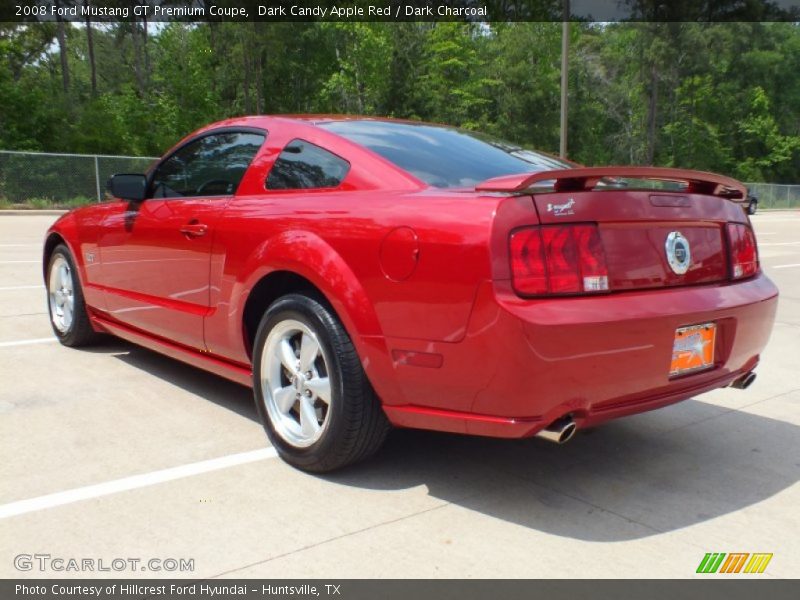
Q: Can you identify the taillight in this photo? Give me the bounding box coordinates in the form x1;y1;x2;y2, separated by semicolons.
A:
510;224;609;296
509;228;547;294
726;223;759;279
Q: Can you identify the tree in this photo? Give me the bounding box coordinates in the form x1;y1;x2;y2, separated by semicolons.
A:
0;21;798;182
319;23;392;114
84;0;96;95
53;0;71;93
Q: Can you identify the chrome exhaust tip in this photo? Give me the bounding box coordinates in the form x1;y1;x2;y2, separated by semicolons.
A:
730;371;757;390
535;416;577;444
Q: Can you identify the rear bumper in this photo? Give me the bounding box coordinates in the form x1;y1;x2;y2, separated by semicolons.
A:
382;273;779;437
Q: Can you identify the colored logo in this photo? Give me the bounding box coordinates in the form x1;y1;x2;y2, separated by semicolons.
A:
696;552;773;574
665;231;692;274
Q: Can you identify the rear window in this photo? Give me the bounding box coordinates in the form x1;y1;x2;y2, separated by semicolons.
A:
266;139;350;190
318;120;572;188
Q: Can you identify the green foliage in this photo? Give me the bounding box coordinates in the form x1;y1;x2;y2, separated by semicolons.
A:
318;23;392;114
411;23;496;129
0;196;94;209
736;87;800;181
0;22;798;183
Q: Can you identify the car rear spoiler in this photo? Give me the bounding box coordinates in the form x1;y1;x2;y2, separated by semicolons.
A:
475;167;747;201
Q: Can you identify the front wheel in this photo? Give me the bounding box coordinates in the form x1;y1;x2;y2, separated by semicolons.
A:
253;293;389;472
46;244;100;347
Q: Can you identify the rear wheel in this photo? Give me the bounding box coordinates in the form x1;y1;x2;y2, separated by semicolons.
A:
747;199;758;215
253;293;389;472
46;244;100;347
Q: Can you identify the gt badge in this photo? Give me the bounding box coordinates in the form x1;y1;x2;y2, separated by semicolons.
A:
665;231;691;275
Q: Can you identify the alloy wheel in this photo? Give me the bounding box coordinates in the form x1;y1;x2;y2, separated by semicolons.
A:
260;319;332;448
48;255;74;333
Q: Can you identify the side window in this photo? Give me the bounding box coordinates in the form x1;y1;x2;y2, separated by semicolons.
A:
151;131;265;198
266;139;350;190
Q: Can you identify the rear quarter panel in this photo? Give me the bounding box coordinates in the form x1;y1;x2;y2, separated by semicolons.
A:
204;119;506;393
206;190;500;362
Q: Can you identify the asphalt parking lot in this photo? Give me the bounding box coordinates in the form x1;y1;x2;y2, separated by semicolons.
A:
0;211;798;579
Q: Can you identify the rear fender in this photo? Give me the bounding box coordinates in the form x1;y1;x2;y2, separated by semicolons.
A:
240;230;404;405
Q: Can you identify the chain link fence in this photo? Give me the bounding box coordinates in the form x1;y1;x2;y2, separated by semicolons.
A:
1;149;799;210
744;182;800;210
0;150;157;208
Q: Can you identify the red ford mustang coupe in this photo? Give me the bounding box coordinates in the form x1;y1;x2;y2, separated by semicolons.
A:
44;116;778;471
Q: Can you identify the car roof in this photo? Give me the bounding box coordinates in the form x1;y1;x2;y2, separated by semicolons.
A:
182;115;580;179
281;114;442;126
194;114;450;132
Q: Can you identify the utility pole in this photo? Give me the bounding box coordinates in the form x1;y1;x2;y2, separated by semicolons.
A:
560;0;570;159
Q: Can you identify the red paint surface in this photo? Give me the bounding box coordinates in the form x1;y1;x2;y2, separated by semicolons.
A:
45;116;779;438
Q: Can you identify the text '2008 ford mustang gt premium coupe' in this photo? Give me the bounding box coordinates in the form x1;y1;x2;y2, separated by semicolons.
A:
43;116;778;471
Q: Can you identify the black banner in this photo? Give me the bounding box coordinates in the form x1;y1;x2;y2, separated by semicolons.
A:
2;0;800;22
3;580;800;600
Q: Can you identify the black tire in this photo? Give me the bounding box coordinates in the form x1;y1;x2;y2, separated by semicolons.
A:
46;244;101;347
253;293;390;472
747;200;758;215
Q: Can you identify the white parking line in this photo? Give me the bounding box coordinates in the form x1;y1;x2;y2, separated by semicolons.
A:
0;260;39;264
0;285;42;291
0;448;278;519
773;263;800;270
759;242;800;247
0;244;40;247
0;337;56;348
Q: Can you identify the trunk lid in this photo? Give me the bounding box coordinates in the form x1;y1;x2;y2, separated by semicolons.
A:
477;167;750;294
532;190;743;291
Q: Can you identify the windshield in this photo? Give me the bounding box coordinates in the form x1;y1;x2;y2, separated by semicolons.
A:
318;120;573;188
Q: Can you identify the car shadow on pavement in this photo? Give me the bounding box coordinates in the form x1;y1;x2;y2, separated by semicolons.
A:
78;340;798;543
323;400;800;542
78;339;258;422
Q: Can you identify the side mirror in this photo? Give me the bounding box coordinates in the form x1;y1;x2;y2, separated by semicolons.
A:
107;173;147;202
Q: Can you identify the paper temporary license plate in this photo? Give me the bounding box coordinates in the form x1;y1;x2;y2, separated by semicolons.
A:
670;323;716;376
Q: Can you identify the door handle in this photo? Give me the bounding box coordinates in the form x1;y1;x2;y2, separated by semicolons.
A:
180;221;208;238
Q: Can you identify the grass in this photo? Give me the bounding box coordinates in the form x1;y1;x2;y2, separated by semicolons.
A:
0;196;96;210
